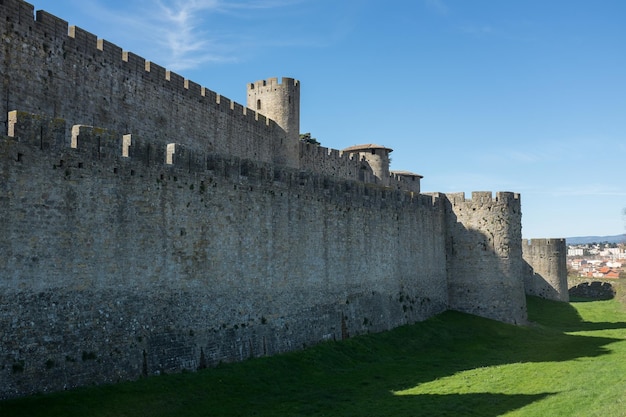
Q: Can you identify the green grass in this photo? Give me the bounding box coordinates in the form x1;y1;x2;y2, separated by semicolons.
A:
2;287;626;417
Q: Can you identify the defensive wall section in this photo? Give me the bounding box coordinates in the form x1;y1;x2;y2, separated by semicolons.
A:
0;111;449;398
0;0;568;399
522;239;569;302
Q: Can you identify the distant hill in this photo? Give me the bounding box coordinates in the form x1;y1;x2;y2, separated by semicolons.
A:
566;234;626;245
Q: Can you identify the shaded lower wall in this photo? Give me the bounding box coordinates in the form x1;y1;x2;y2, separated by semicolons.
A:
522;239;569;302
0;131;449;399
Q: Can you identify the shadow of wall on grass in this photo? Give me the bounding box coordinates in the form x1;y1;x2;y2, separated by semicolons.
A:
371;298;625;416
527;294;626;332
386;393;554;417
297;391;555;417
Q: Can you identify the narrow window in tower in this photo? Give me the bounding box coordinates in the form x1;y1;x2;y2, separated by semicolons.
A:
122;134;132;158
288;96;291;103
257;99;261;110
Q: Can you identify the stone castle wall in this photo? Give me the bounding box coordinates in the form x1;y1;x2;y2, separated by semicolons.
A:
0;0;564;400
0;112;449;398
523;239;569;302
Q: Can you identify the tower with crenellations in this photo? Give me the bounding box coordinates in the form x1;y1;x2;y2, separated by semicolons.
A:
443;191;527;324
247;77;300;168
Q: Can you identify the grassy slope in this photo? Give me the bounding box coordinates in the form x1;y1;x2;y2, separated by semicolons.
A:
1;282;625;417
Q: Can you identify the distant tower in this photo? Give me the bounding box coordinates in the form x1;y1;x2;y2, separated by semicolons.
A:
522;239;569;302
247;77;300;168
391;170;423;193
342;144;393;186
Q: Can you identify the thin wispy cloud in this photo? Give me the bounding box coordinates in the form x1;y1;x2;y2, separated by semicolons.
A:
145;0;280;70
152;0;227;70
145;0;352;70
70;0;307;71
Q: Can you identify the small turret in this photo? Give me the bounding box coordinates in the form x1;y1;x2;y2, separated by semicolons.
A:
342;144;393;186
391;170;423;193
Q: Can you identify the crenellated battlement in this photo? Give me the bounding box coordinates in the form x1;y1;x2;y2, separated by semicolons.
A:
248;77;300;91
523;238;566;248
4;110;448;227
445;191;521;206
3;109;442;211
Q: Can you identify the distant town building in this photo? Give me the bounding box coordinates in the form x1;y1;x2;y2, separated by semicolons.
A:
567;243;625;278
568;248;584;257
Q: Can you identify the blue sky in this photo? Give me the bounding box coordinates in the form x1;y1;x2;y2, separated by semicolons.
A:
30;0;626;239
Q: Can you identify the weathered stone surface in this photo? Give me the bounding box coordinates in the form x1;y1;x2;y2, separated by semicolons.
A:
0;125;449;398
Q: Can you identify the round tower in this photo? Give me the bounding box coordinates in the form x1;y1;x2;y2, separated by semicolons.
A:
444;191;528;325
342;144;393;186
247;77;300;167
522;238;569;302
